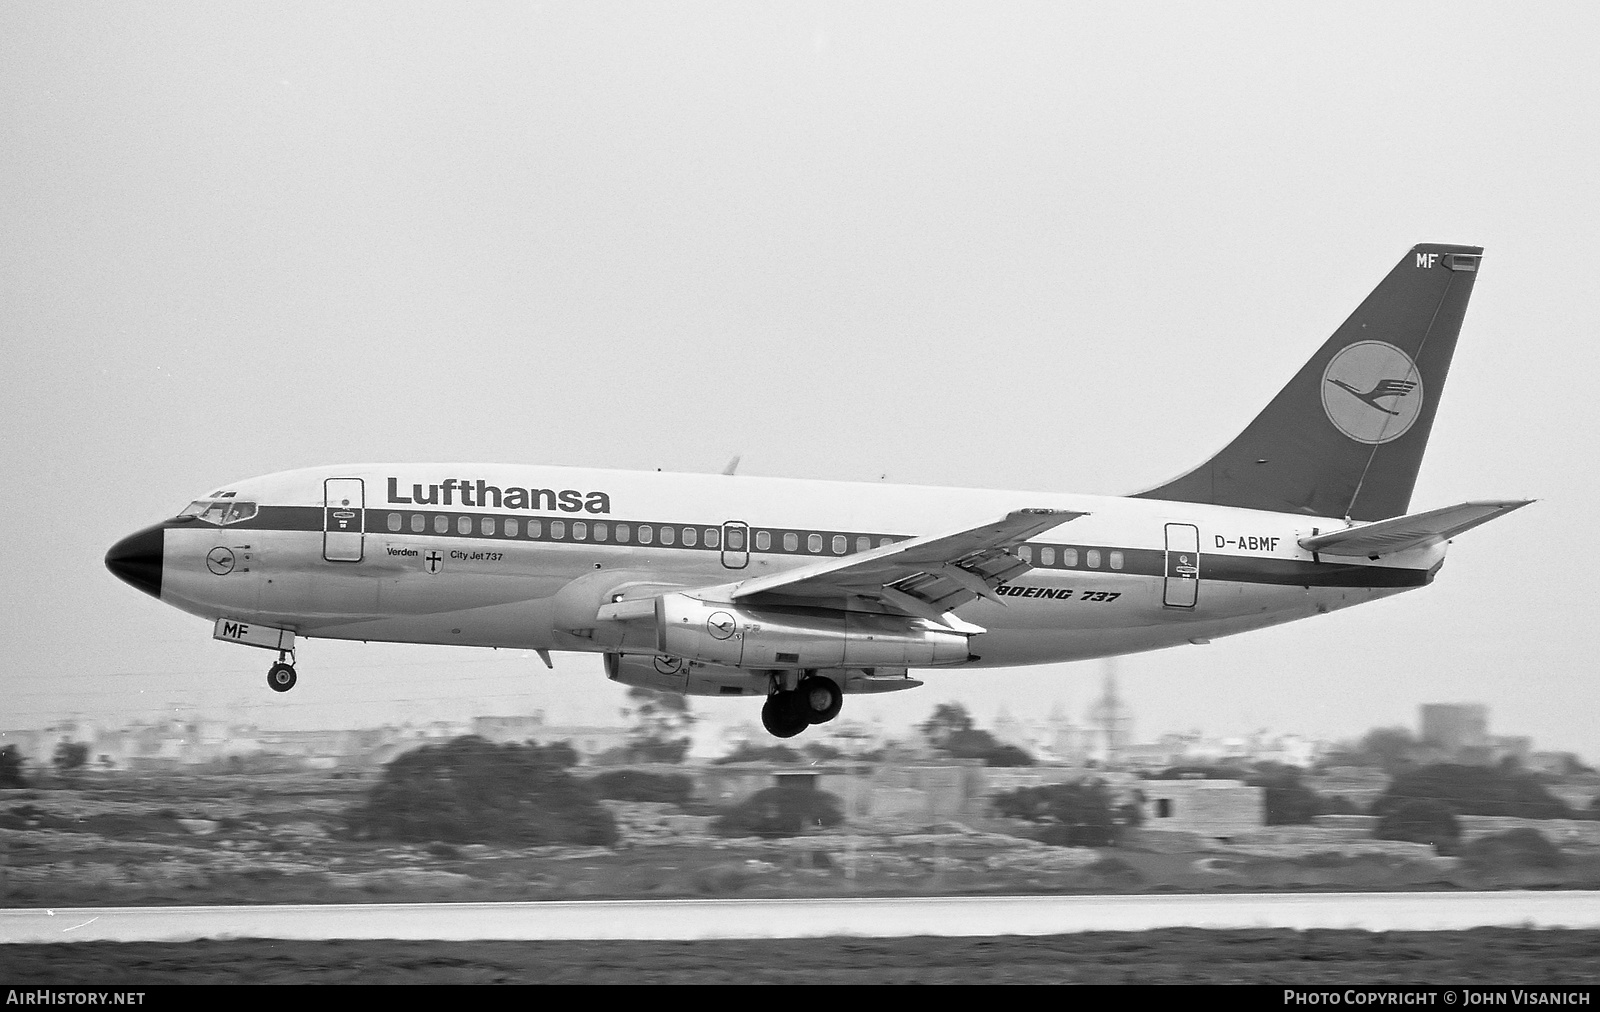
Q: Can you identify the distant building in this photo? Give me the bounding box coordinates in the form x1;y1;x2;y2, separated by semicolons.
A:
471;714;548;742
1490;735;1533;766
526;724;632;760
1046;702;1087;763
991;707;1028;751
1419;703;1489;754
1527;751;1590;777
1140;779;1265;840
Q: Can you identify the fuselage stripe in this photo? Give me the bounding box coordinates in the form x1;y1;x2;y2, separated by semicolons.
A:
164;506;1431;589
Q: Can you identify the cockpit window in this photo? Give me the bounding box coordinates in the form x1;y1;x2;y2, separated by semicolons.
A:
179;499;258;525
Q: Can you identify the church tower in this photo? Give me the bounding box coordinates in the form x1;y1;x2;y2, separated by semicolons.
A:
1086;659;1134;763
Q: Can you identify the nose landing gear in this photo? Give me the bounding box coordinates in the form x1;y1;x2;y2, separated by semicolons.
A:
267;651;297;693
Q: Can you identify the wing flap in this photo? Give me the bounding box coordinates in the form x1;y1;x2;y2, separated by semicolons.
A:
1298;499;1532;557
728;507;1086;620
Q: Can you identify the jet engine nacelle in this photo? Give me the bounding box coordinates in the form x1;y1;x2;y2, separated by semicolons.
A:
551;571;685;650
603;652;770;696
602;652;926;697
655;592;970;668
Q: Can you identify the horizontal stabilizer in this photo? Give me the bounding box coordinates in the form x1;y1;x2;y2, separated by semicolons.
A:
1298;500;1532;558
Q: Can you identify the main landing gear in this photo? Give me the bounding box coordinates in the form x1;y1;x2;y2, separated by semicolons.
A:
761;674;843;738
267;651;297;693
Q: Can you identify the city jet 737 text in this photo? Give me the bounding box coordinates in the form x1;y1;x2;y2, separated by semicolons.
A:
107;243;1531;737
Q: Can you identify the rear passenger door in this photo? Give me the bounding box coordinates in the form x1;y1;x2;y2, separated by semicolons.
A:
1163;523;1199;608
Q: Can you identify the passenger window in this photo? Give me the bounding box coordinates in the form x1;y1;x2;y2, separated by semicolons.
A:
754;531;769;551
410;514;425;533
1018;546;1033;563
879;537;895;548
481;517;495;536
1087;549;1102;569
705;528;720;548
573;522;587;540
1110;551;1124;570
387;513;402;532
550;521;565;539
784;532;798;551
528;520;542;538
594;522;608;542
505;519;519;537
616;524;630;543
434;516;449;534
807;534;822;553
856;537;870;552
682;527;697;547
661;527;675;546
832;535;846;555
457;516;472;535
1040;547;1055;566
1063;548;1079;567
724;529;741;550
639;525;653;545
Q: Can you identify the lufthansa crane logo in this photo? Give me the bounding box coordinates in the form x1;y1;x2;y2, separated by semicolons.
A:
706;611;738;640
1321;341;1424;445
206;547;236;576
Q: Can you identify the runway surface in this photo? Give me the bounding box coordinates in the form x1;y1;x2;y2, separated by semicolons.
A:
4;891;1599;944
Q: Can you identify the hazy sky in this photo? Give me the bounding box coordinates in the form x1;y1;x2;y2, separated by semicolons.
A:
4;3;1598;756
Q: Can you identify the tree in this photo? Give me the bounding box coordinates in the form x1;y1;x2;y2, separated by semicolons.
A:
940;729;1036;766
1323;726;1421;772
919;702;975;745
0;745;25;788
1375;799;1460;851
1359;726;1421;771
347;736;616;847
586;769;694;805
801;742;844;762
1320;794;1362;815
1461;828;1565;872
715;786;845;839
991;781;1142;847
1148;765;1252;781
920;703;1036;766
1246;763;1324;825
52;741;89;778
621;686;693;764
1373;764;1572;820
714;742;802;765
977;743;1037;767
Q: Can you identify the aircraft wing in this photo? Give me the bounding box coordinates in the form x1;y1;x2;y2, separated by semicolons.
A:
1298;500;1533;558
724;508;1087;624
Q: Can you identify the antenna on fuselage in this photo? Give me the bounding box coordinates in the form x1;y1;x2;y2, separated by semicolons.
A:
722;455;742;476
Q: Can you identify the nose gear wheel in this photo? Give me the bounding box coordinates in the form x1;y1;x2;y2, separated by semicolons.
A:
267;661;297;692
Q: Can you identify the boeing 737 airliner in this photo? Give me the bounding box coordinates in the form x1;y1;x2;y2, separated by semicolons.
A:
106;244;1530;737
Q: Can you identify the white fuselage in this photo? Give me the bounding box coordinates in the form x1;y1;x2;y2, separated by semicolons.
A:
147;463;1440;669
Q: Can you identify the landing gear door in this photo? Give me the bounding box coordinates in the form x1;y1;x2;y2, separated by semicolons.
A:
323;478;365;563
721;520;750;570
1163;523;1200;608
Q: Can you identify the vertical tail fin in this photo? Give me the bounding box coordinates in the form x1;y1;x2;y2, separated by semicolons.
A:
1134;243;1483;521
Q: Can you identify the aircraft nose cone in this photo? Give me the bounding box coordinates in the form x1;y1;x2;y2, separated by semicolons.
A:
105;525;164;599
